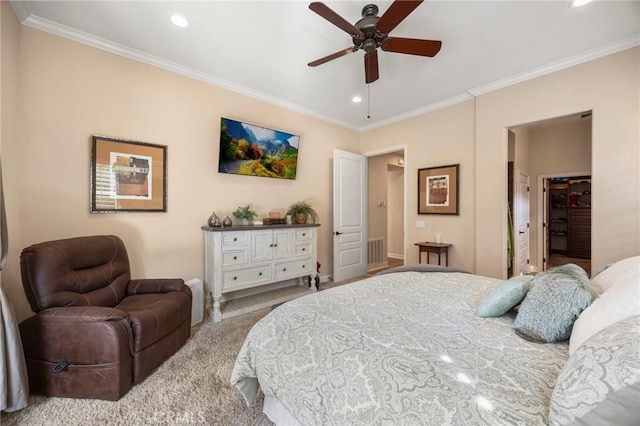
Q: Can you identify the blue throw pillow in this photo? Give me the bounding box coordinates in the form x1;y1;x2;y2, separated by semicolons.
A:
513;264;593;343
476;275;535;317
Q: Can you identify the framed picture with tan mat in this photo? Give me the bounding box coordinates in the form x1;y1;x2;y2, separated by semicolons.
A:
90;135;167;213
418;164;459;215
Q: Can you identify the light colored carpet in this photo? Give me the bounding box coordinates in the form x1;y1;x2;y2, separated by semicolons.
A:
1;309;273;426
2;277;367;426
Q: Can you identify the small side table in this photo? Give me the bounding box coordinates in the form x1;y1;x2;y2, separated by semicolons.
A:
415;242;452;266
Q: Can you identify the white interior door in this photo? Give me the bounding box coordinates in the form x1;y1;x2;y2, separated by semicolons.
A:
333;149;367;283
515;172;530;275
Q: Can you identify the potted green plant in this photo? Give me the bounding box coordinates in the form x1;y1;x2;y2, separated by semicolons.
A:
286;201;318;224
232;205;258;225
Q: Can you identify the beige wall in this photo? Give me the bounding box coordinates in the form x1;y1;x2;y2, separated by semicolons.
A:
476;48;639;278
360;100;477;271
362;48;638;278
367;153;392;243
3;9;638;321
8;26;359;321
0;2;27;320
527;117;592;268
387;164;404;257
512;127;531;177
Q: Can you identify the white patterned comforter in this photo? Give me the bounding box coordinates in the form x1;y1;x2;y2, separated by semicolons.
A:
231;271;569;425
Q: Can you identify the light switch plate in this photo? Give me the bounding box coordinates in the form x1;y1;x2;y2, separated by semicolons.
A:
415;220;425;229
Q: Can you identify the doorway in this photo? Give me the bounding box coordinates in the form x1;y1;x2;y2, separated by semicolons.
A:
366;148;406;273
331;146;407;281
542;174;591;275
508;111;592;276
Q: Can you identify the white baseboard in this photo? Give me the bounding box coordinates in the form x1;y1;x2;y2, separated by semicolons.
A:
387;252;404;260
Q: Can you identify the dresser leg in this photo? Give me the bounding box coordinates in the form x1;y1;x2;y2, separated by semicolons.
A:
213;297;222;322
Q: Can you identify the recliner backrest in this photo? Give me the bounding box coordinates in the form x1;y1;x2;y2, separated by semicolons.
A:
21;235;131;312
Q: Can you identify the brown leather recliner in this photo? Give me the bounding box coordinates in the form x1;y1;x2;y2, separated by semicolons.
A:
18;235;192;400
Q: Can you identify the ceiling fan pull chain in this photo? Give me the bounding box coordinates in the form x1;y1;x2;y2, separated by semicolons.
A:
366;83;372;120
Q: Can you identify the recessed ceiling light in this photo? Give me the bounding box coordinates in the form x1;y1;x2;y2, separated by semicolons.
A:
352;96;362;103
170;14;189;28
571;0;593;7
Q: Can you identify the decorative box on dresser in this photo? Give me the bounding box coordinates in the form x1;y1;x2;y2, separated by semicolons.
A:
202;224;320;322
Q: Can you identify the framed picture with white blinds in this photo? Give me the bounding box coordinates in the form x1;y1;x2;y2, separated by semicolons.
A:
90;135;167;213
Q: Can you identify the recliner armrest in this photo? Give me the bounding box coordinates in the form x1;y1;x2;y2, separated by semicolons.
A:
36;306;128;322
127;278;186;295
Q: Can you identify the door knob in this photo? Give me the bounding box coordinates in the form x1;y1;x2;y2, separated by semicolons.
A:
334;231;343;236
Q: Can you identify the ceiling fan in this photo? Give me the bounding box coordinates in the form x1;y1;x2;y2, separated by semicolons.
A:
308;0;442;84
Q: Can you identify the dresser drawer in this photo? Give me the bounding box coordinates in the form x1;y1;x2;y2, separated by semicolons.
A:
295;229;313;241
221;232;249;248
274;257;312;280
294;242;313;256
221;250;248;267
222;265;271;291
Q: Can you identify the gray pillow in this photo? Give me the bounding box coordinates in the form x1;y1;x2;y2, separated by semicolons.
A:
549;315;640;426
476;275;534;317
513;264;593;342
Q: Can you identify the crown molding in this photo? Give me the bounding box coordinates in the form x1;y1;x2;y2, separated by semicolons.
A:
357;93;474;132
14;9;640;134
468;34;640;97
357;34;639;131
18;14;361;132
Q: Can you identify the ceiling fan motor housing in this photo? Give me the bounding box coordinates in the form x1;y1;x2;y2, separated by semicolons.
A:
353;4;386;51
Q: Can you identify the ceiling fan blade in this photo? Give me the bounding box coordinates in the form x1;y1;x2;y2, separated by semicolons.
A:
309;2;364;37
364;50;379;84
308;47;358;67
376;0;423;34
381;37;442;57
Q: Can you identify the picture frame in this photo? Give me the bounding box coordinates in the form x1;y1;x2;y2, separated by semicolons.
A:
90;135;167;213
418;164;459;215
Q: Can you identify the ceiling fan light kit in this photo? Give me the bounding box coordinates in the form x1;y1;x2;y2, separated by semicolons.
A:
308;0;442;83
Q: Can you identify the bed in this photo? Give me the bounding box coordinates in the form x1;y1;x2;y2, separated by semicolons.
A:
231;258;640;425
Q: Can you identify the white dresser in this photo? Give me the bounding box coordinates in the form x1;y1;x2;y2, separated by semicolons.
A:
202;224;319;322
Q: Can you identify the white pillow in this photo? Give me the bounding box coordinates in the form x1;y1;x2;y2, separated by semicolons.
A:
550;316;640;426
569;256;640;355
590;255;639;293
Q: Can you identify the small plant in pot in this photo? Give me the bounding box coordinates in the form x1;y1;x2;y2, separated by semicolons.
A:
286;201;318;224
232;205;258;225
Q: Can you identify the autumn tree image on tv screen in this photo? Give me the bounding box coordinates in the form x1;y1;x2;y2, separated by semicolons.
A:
218;117;300;180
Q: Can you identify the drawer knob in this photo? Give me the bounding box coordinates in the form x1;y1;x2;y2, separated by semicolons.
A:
233;237;237;242
302;248;306;251
259;272;263;276
302;233;306;236
269;244;273;247
233;276;237;280
283;268;287;272
233;256;237;260
302;264;306;268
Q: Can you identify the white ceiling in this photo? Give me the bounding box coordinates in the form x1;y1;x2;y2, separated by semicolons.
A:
10;1;640;131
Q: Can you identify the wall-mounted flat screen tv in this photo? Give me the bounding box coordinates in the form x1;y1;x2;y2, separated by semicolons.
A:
218;117;300;180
